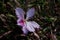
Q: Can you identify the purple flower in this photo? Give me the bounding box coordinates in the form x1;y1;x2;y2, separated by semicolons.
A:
15;7;41;34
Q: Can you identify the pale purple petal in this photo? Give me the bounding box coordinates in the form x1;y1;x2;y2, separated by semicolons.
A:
15;7;25;27
26;8;35;20
26;21;35;32
29;21;40;28
15;7;25;19
22;26;28;34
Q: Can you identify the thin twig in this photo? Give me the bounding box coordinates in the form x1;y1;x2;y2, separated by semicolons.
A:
51;30;57;40
0;30;12;38
14;0;20;7
33;32;40;40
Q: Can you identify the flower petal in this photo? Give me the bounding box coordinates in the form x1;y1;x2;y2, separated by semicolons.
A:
30;21;40;28
15;7;25;19
22;26;28;34
26;21;35;32
26;8;35;20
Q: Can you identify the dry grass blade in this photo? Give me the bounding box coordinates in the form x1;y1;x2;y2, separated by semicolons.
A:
0;30;12;38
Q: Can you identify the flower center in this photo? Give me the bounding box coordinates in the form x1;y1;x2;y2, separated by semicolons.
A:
19;20;25;26
19;20;25;24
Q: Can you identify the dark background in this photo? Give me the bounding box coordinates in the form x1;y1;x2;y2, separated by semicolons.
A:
0;0;60;40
